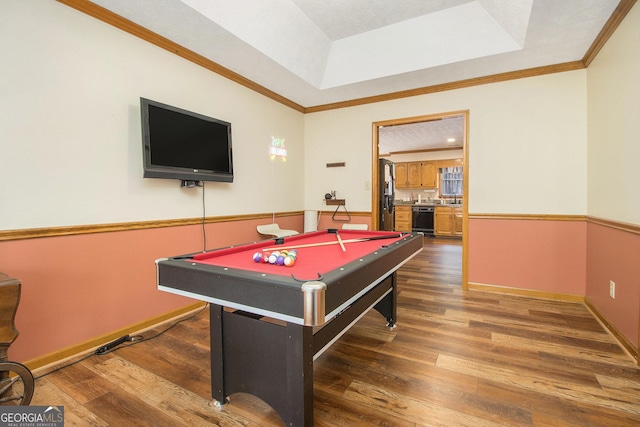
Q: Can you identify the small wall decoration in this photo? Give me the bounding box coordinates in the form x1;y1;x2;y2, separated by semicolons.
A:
269;136;287;161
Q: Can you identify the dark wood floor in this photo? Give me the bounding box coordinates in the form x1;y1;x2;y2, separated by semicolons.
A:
31;238;640;426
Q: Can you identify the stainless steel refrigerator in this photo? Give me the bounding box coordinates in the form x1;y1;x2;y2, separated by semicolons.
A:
379;159;395;231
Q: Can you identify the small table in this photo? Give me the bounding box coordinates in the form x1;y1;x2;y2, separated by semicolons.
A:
157;229;423;426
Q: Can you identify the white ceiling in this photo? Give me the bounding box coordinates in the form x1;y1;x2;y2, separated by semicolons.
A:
85;0;623;152
90;0;621;109
379;115;465;154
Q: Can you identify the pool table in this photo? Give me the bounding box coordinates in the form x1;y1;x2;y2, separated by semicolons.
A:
156;229;423;426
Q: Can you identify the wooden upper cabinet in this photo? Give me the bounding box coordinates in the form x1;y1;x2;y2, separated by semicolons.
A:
394;161;437;189
407;162;421;187
436;158;463;168
420;161;437;188
395;163;409;188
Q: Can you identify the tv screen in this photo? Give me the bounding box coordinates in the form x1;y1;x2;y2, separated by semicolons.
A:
140;98;233;183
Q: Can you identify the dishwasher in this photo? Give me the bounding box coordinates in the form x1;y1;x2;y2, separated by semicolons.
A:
412;205;434;235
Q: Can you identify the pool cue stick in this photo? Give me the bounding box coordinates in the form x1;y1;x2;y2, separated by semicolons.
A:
261;233;403;252
335;230;346;252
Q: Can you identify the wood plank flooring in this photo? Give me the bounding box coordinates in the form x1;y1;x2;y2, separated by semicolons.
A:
30;238;640;426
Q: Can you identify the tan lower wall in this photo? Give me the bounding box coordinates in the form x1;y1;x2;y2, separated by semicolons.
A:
586;220;640;351
468;217;588;295
1;214;304;363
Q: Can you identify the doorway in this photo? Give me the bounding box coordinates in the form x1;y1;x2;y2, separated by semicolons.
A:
371;110;469;289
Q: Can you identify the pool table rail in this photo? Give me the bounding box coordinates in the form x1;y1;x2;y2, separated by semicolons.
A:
155;232;423;327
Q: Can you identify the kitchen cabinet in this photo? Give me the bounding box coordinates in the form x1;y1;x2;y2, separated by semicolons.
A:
407;162;421;187
420;162;437;188
453;207;463;235
395;163;408;189
394;205;412;232
434;207;452;235
434;206;462;237
394;161;436;189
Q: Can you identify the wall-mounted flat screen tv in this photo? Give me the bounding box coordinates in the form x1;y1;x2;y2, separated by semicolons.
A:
140;98;233;184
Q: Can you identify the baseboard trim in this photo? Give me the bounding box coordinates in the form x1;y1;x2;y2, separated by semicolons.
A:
584;297;639;364
26;302;206;376
467;282;585;303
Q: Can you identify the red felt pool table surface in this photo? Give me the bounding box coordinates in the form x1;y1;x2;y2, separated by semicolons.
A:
192;229;406;280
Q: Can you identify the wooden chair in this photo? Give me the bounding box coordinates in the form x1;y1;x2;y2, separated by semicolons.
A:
0;273;34;405
257;223;299;238
0;274;20;363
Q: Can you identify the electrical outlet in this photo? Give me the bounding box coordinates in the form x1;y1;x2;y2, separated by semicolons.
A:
609;280;615;299
364;180;370;190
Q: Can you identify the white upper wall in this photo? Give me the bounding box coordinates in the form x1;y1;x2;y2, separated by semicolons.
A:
7;0;633;230
0;0;305;230
304;71;588;215
587;2;640;225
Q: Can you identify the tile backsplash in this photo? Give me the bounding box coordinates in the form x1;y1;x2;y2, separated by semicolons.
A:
396;188;438;202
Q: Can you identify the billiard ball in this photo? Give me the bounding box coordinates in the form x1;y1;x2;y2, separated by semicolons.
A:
284;256;296;267
253;252;262;262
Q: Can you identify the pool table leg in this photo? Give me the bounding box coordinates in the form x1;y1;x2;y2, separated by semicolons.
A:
209;303;226;405
208;303;315;426
284;322;315;426
373;273;397;329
